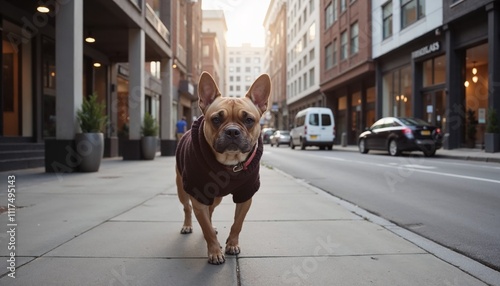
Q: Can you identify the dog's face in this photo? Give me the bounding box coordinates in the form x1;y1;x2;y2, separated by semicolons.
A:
197;72;271;166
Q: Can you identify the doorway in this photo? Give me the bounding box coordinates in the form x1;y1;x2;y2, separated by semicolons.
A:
422;89;446;132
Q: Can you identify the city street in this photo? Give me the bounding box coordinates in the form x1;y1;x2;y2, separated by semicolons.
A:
261;145;500;271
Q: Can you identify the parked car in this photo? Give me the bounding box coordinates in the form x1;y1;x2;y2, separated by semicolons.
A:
290;107;335;150
270;130;291;147
261;128;276;144
358;117;443;157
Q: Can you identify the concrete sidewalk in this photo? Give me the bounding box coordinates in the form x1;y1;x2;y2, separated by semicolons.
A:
0;155;498;285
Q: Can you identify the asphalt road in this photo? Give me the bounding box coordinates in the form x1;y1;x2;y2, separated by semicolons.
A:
261;145;500;271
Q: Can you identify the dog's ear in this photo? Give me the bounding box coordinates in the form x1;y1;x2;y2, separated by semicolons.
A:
246;74;271;114
198;72;221;113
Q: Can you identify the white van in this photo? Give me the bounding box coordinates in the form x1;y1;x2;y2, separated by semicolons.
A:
290;107;335;150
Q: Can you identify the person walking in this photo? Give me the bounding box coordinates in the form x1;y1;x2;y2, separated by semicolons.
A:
176;116;187;140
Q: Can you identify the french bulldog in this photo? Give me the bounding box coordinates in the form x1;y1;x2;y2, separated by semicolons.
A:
175;71;271;265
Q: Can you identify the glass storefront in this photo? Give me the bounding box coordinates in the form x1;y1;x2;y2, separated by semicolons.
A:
382;65;412;118
464;43;489;146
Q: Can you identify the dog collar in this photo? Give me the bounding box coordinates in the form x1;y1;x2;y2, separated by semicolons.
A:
232;140;259;173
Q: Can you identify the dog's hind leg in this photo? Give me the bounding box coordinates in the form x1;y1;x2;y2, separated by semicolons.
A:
176;168;193;234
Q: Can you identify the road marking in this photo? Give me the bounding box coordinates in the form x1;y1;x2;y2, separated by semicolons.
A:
400;168;500;184
401;164;436;170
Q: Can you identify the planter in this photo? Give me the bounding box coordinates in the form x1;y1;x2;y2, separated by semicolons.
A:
141;136;157;160
485;133;500;153
75;133;104;172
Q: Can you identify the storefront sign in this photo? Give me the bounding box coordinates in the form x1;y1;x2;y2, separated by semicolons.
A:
412;42;440;59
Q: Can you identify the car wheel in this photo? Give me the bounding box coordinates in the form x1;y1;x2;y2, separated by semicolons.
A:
291;140;295;149
388;140;401;156
359;139;369;154
300;139;306;150
423;148;436;157
327;145;333;150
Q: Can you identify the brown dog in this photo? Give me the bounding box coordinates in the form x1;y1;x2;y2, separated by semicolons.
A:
175;71;271;265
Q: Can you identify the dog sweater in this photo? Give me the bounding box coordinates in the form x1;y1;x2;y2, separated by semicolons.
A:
176;116;263;205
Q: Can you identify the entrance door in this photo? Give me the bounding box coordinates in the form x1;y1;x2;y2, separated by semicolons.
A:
422;89;446;132
2;31;21;136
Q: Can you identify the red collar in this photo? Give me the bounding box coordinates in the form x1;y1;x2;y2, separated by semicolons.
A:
231;140;259;173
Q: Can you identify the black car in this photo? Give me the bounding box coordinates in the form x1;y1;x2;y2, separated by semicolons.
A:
358;117;443;157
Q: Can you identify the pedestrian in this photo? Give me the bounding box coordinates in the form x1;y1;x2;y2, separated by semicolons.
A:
176;116;187;140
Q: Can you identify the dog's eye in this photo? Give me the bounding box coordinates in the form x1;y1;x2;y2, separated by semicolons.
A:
244;117;255;125
212;116;221;125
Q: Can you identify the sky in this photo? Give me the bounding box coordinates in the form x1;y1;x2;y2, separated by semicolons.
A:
202;0;272;47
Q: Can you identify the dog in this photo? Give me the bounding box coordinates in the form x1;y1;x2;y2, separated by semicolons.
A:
175;71;271;265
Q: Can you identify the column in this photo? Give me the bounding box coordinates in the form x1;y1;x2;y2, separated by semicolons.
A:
122;29;145;160
160;57;177;156
104;63;119;158
444;26;464;149
487;3;500;111
45;0;83;173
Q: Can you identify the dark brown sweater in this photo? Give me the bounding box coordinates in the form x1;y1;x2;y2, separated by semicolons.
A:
176;116;263;205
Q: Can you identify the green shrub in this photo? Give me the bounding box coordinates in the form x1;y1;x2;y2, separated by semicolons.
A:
141;112;158;136
77;93;108;133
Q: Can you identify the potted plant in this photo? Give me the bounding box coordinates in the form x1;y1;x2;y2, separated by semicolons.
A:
485;107;500;153
76;92;108;172
466;108;476;148
141;112;159;160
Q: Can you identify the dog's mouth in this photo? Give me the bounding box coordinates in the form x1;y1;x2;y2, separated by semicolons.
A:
214;140;251;154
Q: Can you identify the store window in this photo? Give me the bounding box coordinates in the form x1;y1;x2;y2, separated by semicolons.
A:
382;65;412;117
423;55;446;87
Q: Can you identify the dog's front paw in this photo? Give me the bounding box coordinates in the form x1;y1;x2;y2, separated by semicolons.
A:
225;244;241;255
208;246;225;265
180;226;192;234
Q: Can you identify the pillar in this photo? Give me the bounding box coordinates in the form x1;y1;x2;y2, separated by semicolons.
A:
122;29;145;160
160;58;177;156
45;0;83;173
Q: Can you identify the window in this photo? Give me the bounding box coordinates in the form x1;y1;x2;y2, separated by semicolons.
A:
333;39;338;65
401;0;425;29
203;45;209;57
382;2;393;39
236;76;241;81
309;0;314;13
340;31;348;60
229;57;234;63
236;57;240;63
340;0;346;12
236;67;241;72
229;86;234;91
245;57;251;63
229;76;234;81
303;74;307;90
350;22;359;54
236;86;241;91
325;3;334;29
423;55;446;87
325;43;333;70
309;49;315;61
245;67;251;72
309;23;316;42
309;68;315;86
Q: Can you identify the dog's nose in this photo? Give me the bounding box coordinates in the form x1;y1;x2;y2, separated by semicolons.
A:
225;127;241;139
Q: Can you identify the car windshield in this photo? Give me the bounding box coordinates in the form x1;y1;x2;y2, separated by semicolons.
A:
398;117;431;126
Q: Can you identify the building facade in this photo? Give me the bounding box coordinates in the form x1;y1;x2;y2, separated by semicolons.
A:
286;0;322;127
372;0;499;150
171;0;203;129
264;0;288;130
320;0;376;145
202;10;228;94
227;44;265;98
0;0;207;172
